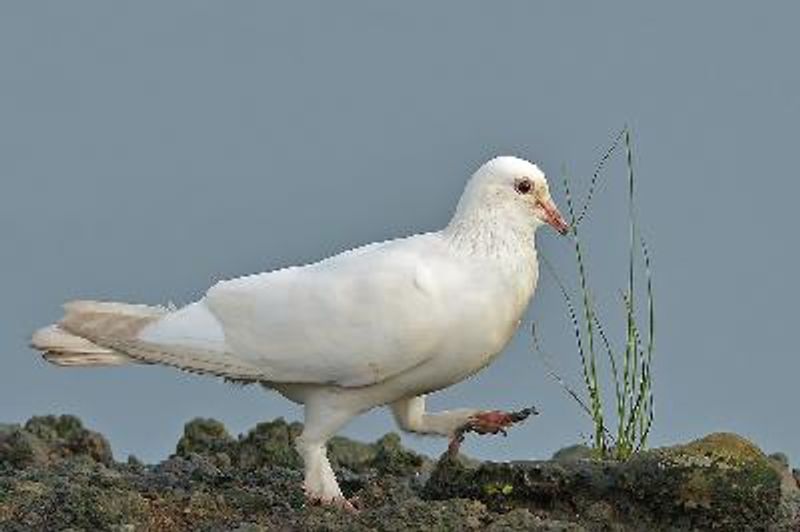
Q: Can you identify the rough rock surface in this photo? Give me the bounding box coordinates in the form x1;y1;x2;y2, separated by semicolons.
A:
0;416;797;531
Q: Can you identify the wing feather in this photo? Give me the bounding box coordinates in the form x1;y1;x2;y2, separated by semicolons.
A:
205;234;459;387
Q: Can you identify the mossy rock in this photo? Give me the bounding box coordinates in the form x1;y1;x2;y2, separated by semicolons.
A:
233;418;304;469
175;418;235;458
487;508;586;531
3;415;793;531
551;444;594;463
329;432;427;477
370;433;426;476
618;432;782;529
172;417;427;478
1;475;148;530
424;433;784;530
327;435;378;472
666;432;767;467
175;417;303;470
0;415;112;468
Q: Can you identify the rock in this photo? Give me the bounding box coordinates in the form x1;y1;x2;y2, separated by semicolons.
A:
175;418;235;458
370;432;426;476
351;497;489;531
327;434;378;472
618;432;782;529
0;415;112;468
1;416;796;531
423;452;483;501
770;452;790;469
329;431;429;478
0;427;49;468
174;416;428;477
425;432;786;530
230;524;271;532
26;415;113;465
768;450;800;494
552;444;594;462
233;418;304;470
767;453;800;531
487;508;586;531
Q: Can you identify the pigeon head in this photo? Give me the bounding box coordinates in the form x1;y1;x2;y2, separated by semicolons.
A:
457;156;569;235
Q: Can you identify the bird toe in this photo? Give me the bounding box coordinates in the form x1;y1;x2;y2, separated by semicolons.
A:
305;493;360;513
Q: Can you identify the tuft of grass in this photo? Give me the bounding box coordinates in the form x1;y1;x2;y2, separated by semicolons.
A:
533;127;655;461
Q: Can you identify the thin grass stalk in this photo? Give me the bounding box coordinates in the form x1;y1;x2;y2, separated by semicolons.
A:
620;282;656;457
563;171;606;453
621;130;655;455
539;252;602;438
621;292;648;451
531;323;592;422
535;128;654;460
619;129;637;456
574;127;627;228
531;320;617;445
591;310;623;428
636;234;655;450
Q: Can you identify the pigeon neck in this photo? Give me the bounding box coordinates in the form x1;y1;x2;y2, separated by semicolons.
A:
442;205;538;265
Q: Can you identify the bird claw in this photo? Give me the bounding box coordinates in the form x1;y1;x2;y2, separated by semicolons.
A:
447;405;538;456
306;494;360;514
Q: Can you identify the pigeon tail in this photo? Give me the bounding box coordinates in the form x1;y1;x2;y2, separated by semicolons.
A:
31;300;265;382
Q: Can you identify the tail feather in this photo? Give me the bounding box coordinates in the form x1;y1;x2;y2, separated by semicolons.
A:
31;300;265;382
31;325;131;367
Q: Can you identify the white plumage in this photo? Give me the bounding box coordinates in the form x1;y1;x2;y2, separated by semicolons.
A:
31;155;568;509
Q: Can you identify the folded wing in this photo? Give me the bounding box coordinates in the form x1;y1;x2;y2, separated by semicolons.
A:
205;235;459;387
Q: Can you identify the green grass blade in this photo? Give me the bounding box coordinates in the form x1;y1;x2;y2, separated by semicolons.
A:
636;233;655;450
531;322;617;444
539;252;597;419
535;128;655;461
563;170;606;452
574;126;626;228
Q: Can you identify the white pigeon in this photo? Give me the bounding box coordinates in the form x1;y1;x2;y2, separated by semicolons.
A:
31;155;568;510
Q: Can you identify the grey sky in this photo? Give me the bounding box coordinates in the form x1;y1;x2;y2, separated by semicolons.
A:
2;2;798;464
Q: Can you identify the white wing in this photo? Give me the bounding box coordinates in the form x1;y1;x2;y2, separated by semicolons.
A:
204;233;466;387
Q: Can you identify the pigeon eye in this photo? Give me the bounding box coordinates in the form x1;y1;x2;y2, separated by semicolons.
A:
514;179;533;195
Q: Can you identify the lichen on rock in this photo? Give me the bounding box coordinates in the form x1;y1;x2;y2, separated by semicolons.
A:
175;418;234;458
0;415;112;468
1;416;797;531
425;433;790;530
618;432;783;529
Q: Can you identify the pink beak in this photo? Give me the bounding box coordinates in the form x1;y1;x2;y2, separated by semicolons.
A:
538;198;570;235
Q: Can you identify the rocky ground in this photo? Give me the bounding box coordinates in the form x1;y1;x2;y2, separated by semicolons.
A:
0;415;798;531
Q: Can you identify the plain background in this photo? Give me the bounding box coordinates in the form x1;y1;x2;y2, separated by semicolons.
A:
2;2;798;465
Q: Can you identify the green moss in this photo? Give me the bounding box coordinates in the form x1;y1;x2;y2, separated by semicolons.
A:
620;433;783;529
234;418;304;469
371;433;424;476
422;452;477;501
37;485;149;530
25;415;83;441
484;482;514;496
327;435;377;471
2;416;793;531
176;418;235;457
670;432;766;466
0;415;112;468
424;433;784;529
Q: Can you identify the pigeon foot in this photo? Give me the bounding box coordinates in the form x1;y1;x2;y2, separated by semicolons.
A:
448;406;538;456
306;494;360;513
